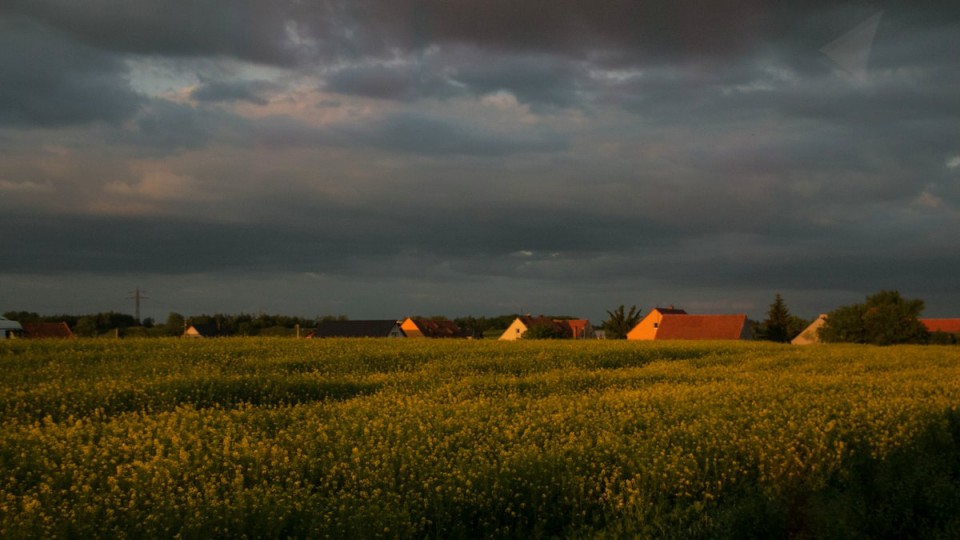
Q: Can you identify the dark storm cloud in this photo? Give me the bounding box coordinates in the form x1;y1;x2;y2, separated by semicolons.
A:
3;199;955;303
3;0;960;319
0;18;142;127
2;0;312;65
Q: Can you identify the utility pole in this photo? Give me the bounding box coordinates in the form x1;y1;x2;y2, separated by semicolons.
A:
127;287;149;325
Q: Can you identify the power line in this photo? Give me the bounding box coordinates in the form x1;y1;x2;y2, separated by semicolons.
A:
127;287;150;325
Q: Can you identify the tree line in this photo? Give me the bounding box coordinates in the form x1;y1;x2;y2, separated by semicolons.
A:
6;291;955;344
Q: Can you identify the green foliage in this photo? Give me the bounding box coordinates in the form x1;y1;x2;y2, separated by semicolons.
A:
521;322;565;339
819;290;929;345
2;340;960;538
74;317;98;337
602;304;642;339
786;315;810;341
164;312;186;336
930;331;959;345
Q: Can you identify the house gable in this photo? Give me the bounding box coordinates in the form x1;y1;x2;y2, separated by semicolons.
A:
791;314;828;345
627;308;687;340
184;324;220;338
499;317;529;340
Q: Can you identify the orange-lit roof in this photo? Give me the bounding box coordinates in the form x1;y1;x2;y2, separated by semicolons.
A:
921;318;960;334
654;314;748;340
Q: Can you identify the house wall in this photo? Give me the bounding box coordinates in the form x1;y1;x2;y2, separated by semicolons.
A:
499;318;529;341
627;311;664;340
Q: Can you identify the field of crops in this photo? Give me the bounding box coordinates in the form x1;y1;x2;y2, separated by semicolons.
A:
2;339;960;538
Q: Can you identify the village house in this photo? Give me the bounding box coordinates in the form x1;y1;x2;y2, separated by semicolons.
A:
627;309;752;341
183;324;222;338
498;316;596;340
0;316;22;339
626;307;687;340
400;317;465;338
21;322;74;339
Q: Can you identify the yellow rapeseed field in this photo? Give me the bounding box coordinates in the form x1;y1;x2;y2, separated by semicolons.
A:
1;339;959;538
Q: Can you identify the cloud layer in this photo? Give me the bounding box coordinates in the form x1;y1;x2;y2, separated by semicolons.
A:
2;1;959;320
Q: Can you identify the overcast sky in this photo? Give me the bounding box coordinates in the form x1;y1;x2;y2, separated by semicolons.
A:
2;1;958;323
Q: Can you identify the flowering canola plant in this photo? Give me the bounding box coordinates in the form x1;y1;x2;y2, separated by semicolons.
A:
1;339;960;538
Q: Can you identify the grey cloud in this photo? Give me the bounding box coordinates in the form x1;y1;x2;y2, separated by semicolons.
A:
190;79;279;105
451;54;587;109
323;63;459;101
104;99;246;154
0;18;142;127
336;113;568;156
324;52;587;109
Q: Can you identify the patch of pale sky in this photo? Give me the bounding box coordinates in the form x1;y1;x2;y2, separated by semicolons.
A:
127;56;290;98
103;162;197;201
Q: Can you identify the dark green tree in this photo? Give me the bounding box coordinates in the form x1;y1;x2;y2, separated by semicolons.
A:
602;305;642;339
862;290;929;345
819;290;928;345
74;317;98;337
522;322;565;340
787;315;811;342
164;312;186;336
761;294;792;343
819;304;868;343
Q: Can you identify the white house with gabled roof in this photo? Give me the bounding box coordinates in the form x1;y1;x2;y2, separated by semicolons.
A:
1;316;23;339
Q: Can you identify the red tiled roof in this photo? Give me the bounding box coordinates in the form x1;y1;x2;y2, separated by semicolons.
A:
20;322;74;339
654;314;748;340
921;318;960;334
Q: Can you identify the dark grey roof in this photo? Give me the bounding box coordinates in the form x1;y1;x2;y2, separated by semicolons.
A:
309;320;403;338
